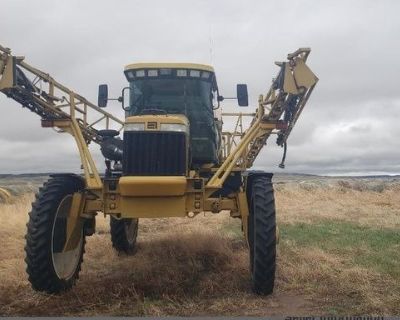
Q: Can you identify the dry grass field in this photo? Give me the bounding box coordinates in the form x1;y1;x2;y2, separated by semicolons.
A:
0;174;399;316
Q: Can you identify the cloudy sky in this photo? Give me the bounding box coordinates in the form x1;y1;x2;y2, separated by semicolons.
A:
0;0;399;175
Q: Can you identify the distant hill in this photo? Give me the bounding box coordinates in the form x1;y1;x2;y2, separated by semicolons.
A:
1;172;399;180
0;173;52;178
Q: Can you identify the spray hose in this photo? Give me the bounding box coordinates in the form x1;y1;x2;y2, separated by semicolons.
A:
279;142;287;169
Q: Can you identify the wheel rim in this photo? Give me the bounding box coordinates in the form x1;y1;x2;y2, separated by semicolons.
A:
51;195;83;280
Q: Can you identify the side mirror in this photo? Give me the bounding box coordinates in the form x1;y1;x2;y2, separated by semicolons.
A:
98;84;108;108
237;84;248;107
122;87;131;111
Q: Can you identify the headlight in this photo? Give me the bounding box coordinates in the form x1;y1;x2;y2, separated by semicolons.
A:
160;123;187;132
125;123;145;131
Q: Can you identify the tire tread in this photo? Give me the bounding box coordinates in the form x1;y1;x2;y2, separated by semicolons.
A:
24;176;85;293
247;175;276;295
110;217;138;255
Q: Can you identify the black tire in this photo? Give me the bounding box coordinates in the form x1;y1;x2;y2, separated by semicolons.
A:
25;176;86;293
110;217;138;255
247;175;276;295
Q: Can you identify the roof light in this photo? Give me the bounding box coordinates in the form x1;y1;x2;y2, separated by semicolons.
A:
127;71;134;79
190;70;200;77
201;71;210;78
135;70;145;77
177;69;187;77
148;70;158;77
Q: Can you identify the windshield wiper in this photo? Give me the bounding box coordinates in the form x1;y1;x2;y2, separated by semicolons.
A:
139;108;167;115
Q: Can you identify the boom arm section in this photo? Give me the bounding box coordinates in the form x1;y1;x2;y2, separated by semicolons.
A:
208;48;318;189
0;44;124;190
0;44;124;143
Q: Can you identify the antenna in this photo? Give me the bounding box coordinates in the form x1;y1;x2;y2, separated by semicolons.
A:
209;25;213;65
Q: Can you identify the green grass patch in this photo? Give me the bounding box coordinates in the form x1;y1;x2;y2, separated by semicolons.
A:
280;220;400;277
220;218;243;239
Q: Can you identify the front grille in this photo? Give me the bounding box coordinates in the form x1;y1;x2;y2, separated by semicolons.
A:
123;131;186;176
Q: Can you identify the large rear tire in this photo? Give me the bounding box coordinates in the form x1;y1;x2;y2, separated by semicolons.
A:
247;175;276;295
25;176;86;293
110;217;138;255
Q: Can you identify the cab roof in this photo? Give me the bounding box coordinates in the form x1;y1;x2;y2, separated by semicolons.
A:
124;63;215;73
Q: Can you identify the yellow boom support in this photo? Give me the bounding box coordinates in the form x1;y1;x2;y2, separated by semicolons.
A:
207;48;318;189
0;44;124;190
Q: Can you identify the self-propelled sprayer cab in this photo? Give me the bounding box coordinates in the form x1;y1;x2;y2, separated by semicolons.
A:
123;63;221;168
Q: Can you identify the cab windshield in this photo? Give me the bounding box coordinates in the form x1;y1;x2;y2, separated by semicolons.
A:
125;70;216;117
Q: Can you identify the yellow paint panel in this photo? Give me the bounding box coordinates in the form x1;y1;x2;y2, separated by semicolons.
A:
0;56;15;90
120;196;186;218
283;62;299;94
293;58;318;89
119;176;187;197
63;193;84;252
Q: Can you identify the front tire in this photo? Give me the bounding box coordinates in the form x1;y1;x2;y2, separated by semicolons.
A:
110;217;138;255
25;176;86;293
247;175;277;295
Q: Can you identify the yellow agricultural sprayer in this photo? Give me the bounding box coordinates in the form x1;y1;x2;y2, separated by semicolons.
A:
0;44;318;295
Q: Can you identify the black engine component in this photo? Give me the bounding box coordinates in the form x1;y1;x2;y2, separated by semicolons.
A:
208;171;242;197
98;129;120;138
100;137;123;161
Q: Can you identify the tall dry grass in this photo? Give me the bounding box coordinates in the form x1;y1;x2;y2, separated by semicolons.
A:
275;179;400;228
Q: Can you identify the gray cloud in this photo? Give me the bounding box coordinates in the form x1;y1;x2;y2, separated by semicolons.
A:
1;0;399;175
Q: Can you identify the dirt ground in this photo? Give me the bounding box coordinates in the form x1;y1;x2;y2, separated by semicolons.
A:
0;174;399;316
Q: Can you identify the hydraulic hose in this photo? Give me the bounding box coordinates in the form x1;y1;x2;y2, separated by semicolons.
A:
278;142;287;169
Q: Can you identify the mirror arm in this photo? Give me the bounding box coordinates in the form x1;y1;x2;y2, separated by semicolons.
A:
221;97;237;100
